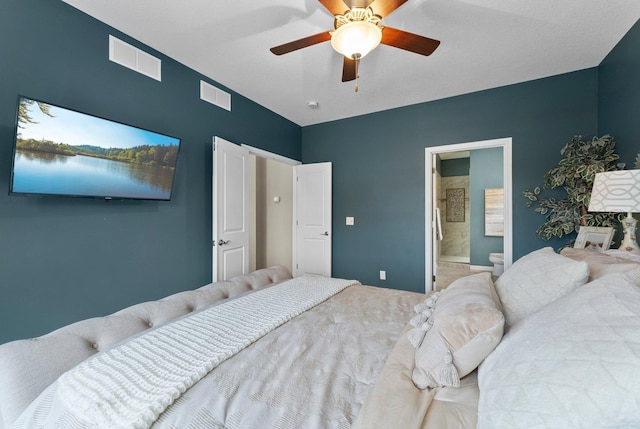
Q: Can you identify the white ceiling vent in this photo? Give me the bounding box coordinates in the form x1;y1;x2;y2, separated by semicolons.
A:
200;80;231;111
109;35;161;82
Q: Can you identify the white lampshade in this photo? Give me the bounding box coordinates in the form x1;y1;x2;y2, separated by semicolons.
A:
330;21;382;59
589;170;640;212
589;169;640;253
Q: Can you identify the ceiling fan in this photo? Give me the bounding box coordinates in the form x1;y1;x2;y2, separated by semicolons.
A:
270;0;440;91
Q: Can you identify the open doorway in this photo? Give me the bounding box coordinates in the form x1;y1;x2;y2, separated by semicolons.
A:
213;141;331;280
248;155;295;273
425;138;513;292
436;151;471;264
213;142;330;280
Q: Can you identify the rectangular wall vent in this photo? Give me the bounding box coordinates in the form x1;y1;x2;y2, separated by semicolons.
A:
200;80;231;111
109;35;161;82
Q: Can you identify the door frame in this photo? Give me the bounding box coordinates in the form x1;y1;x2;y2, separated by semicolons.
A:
241;144;301;167
425;138;513;292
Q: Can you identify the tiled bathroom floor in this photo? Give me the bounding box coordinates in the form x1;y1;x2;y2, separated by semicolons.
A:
435;261;490;291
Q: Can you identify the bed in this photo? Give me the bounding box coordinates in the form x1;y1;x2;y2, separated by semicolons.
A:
2;247;640;429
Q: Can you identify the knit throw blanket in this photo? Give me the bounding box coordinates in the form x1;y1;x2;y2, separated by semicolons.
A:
57;276;359;429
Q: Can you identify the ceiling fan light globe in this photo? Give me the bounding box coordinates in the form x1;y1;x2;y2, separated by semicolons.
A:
330;21;382;59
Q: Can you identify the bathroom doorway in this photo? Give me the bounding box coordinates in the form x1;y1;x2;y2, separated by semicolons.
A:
437;152;471;264
435;151;475;290
425;138;513;292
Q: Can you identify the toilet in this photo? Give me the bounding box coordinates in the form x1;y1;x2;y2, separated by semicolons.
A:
489;253;504;276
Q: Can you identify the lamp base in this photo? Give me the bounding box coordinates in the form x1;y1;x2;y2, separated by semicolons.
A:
619;212;640;254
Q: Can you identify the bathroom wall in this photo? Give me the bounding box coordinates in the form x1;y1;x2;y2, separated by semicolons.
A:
438;158;471;260
437;148;503;266
439;166;471;260
469;147;504;266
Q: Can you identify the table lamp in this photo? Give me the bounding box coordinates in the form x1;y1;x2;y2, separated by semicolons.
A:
589;169;640;253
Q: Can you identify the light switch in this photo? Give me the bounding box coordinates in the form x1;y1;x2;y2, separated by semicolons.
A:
346;216;355;226
380;270;386;280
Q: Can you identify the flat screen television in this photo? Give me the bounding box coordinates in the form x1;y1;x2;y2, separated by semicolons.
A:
9;96;181;201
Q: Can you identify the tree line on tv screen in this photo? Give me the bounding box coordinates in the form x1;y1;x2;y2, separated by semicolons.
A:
16;138;178;168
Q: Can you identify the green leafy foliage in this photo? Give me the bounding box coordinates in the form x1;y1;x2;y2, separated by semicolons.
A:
17;99;53;129
16;138;75;156
523;135;623;241
16;139;178;168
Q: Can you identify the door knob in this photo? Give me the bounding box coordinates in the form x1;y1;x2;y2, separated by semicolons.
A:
321;231;329;236
218;239;230;246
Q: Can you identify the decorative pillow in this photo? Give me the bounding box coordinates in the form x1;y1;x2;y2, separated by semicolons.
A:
561;247;640;282
410;272;504;389
477;273;640;428
494;247;589;326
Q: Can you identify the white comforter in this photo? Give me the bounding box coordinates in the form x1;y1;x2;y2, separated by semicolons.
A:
477;274;640;428
13;282;424;429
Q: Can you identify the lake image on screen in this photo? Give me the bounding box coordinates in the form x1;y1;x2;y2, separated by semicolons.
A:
11;99;180;200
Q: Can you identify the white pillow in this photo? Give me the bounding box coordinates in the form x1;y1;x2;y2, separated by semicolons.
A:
411;272;504;389
478;273;640;428
495;247;589;326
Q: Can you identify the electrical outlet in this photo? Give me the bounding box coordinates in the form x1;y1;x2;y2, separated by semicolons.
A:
346;216;354;226
380;270;386;280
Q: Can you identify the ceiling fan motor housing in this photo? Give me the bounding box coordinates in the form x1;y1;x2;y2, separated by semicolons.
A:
331;7;383;58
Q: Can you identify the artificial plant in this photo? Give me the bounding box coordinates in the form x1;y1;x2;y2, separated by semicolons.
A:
523;135;623;241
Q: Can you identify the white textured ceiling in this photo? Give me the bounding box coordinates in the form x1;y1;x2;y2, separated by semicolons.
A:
61;0;640;127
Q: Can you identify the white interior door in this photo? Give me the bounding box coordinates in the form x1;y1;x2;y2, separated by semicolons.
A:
212;137;249;281
293;162;332;277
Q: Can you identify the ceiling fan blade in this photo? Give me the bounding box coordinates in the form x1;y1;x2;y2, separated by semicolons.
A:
380;26;440;56
370;0;408;18
342;57;357;82
270;31;332;55
317;0;349;15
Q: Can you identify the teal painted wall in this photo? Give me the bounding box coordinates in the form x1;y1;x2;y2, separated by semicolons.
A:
0;0;300;344
469;148;504;266
598;19;640;164
440;158;469;177
302;69;600;292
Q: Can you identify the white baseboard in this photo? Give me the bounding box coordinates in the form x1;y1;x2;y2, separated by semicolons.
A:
470;265;493;272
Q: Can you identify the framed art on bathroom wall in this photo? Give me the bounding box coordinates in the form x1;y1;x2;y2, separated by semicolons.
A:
574;226;614;253
484;188;504;236
446;188;465;222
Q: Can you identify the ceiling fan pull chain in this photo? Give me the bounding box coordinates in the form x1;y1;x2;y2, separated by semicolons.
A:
353;53;361;92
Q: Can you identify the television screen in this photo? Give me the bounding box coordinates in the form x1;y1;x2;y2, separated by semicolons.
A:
10;96;181;201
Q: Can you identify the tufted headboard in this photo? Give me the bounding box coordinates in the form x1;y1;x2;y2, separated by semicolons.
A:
0;266;292;429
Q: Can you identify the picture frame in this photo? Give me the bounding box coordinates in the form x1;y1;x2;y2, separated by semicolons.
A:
445;188;465;222
484;188;504;237
574;226;614;252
